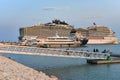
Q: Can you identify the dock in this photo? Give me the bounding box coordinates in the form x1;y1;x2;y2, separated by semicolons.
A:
1;44;120;65
87;52;120;64
87;59;120;64
0;44;106;59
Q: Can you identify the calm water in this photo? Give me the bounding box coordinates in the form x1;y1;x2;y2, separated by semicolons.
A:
1;44;120;80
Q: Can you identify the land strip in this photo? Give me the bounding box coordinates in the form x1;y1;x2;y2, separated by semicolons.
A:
0;54;58;80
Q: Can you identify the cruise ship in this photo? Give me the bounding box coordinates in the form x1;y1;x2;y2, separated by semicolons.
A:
76;24;118;44
19;20;88;48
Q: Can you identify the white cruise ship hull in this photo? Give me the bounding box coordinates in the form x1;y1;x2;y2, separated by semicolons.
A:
87;37;118;44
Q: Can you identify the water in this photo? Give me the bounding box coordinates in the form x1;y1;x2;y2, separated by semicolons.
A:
1;44;120;80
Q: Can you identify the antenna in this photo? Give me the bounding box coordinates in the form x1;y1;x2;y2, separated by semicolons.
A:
93;22;96;25
93;22;97;27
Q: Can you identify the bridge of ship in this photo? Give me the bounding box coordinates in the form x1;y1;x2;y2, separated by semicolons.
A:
0;45;107;59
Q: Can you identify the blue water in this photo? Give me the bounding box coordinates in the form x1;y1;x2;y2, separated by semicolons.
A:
1;44;120;80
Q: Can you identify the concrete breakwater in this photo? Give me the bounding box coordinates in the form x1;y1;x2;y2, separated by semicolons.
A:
0;54;58;80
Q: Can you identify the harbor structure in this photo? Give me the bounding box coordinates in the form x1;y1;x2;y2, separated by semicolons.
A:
1;44;120;64
0;44;106;59
87;59;120;64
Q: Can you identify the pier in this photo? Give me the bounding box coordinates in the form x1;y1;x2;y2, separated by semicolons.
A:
87;59;120;64
0;44;106;59
87;53;120;64
1;44;120;64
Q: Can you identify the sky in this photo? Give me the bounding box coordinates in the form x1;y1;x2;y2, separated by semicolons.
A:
0;0;120;41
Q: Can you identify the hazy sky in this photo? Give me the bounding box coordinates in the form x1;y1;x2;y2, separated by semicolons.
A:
0;0;120;41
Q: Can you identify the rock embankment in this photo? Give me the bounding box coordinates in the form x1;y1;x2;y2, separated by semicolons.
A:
0;55;58;80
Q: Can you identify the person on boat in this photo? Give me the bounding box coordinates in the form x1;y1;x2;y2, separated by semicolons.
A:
93;48;96;52
93;48;99;52
66;48;69;55
106;50;111;60
96;49;99;52
102;49;107;53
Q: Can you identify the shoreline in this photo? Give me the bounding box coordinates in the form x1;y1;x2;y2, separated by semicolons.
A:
0;54;58;80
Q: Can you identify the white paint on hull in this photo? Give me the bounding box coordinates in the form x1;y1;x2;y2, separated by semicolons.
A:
88;37;118;44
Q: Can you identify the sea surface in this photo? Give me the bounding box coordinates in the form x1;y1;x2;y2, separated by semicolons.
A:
1;44;120;80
